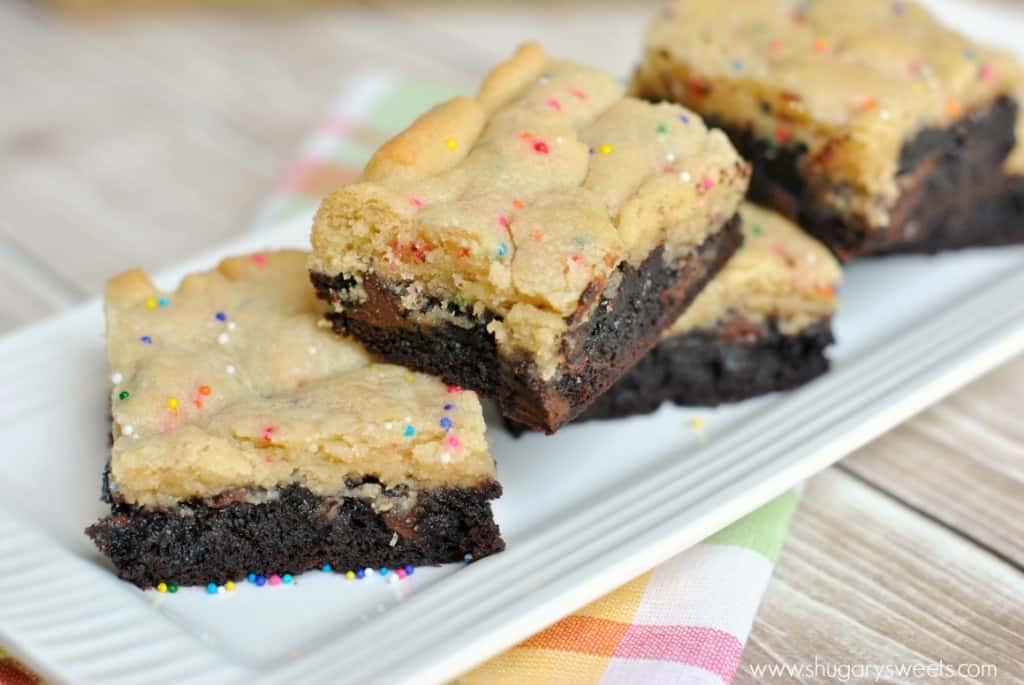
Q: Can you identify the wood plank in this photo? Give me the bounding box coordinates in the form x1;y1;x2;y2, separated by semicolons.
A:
737;468;1024;684
841;357;1024;568
365;0;661;76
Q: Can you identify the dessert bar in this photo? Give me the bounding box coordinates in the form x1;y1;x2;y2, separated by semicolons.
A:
311;42;750;432
579;203;841;420
633;0;1024;258
87;251;503;588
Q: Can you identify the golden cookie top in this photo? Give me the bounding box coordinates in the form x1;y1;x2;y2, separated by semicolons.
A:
311;41;749;324
669;204;841;336
106;250;494;509
635;0;1023;222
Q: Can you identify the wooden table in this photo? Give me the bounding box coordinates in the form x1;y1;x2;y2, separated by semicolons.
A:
2;1;1022;681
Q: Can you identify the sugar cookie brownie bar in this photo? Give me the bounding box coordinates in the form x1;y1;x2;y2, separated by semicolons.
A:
311;42;750;433
578;204;840;420
633;0;1024;258
86;251;503;588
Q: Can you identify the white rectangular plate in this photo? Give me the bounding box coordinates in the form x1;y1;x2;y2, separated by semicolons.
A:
1;209;1022;684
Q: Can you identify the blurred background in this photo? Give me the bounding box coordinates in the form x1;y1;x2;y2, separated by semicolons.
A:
0;0;668;335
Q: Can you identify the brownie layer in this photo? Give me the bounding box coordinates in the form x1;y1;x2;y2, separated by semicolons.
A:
505;319;832;433
312;216;743;433
86;480;504;588
708;96;1023;258
575;320;833;421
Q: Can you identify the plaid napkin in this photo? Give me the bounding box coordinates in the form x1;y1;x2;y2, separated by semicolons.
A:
456;493;798;685
0;72;800;685
258;72;801;685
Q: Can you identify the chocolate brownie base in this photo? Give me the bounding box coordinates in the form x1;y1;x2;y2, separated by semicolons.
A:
504;320;832;432
86;480;504;589
312;216;743;433
706;97;1023;259
576;320;833;421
